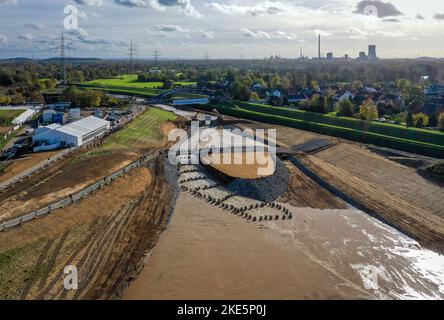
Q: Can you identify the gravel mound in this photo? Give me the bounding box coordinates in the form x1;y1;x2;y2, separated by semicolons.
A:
226;158;289;202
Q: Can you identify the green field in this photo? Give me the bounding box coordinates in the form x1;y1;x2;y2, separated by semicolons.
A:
87;75;164;89
79;75;196;98
202;101;444;158
101;108;177;150
0;109;25;127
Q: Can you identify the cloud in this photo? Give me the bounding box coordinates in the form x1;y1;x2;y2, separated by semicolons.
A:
0;0;17;5
24;23;43;31
114;0;201;17
74;0;103;6
208;1;290;16
147;24;214;39
354;1;403;18
376;30;404;37
416;14;425;20
240;28;297;40
348;27;368;40
314;29;332;37
0;35;7;45
69;28;110;45
18;33;35;41
433;13;444;21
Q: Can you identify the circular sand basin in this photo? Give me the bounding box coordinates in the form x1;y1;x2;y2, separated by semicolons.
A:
203;152;276;179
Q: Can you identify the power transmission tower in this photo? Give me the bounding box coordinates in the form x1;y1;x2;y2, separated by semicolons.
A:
50;31;74;86
153;49;160;67
128;41;138;74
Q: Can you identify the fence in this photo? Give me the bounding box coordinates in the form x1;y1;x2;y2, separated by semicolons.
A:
0;150;163;233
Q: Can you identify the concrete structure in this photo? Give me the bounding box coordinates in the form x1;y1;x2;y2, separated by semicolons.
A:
358;52;367;60
368;45;377;60
327;52;333;60
33;116;110;152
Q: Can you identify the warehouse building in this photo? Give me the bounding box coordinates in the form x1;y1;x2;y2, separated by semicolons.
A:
33;116;110;152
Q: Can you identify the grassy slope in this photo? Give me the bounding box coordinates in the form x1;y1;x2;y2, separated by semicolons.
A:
101;108;177;150
207;101;444;158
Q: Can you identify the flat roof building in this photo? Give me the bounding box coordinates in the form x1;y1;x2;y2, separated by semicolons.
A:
33;116;110;152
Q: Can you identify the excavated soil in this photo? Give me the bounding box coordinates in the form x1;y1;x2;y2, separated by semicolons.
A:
0;150;141;221
0;157;177;300
280;162;347;210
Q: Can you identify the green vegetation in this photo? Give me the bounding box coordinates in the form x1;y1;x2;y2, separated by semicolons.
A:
335;99;354;117
101;108;177;150
439;113;444;131
78;75;198;98
204;101;444;158
87;74;164;89
359;100;379;121
80;84;161;98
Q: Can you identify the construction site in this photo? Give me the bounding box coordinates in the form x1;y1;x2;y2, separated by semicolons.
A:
0;105;443;300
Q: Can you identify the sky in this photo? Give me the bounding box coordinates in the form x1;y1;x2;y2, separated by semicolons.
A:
0;0;443;59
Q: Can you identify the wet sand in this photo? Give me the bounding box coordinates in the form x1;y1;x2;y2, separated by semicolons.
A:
124;191;444;300
124;193;374;300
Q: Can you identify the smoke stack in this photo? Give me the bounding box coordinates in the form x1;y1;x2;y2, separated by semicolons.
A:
318;34;321;59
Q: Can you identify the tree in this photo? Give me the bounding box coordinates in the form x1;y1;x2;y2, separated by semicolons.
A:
429;113;438;127
250;91;260;101
352;80;363;91
359;100;378;121
231;81;251;101
335;99;355;117
0;71;14;86
310;80;320;91
0;95;11;105
406;111;414;127
163;79;174;89
438;113;444;131
413;113;429;128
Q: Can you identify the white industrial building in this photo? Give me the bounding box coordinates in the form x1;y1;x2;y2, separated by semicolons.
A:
33;116;110;152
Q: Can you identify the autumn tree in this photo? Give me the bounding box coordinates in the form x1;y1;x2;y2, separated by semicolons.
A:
359;100;379;121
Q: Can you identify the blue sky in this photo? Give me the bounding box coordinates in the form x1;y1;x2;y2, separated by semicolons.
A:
0;0;444;59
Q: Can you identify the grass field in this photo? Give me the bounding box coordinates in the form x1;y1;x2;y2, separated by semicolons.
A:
80;75;197;98
87;75;164;89
86;75;196;89
101;108;177;150
203;101;444;158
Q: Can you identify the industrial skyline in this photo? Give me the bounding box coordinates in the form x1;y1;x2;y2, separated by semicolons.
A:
0;0;444;59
